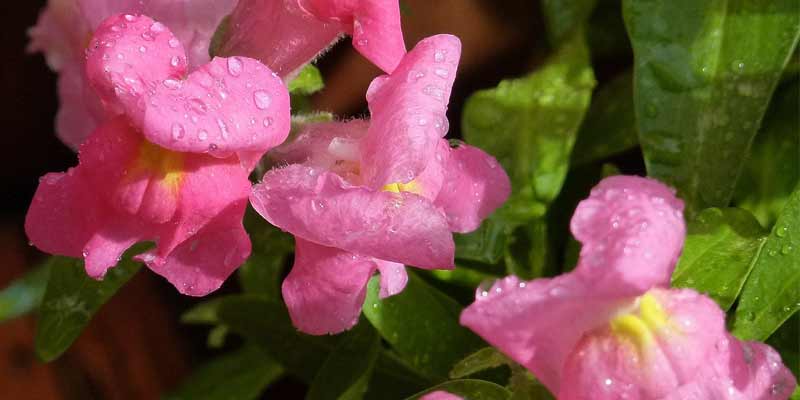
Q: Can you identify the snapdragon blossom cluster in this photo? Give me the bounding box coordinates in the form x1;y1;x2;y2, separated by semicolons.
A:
26;0;509;334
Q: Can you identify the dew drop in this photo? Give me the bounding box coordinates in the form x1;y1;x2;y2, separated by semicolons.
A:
263;117;273;127
434;68;449;78
227;57;243;76
171;56;181;67
198;130;208;141
216;118;230;139
781;244;793;255
171;123;185;140
124;14;136;22
423;85;445;100
776;225;789;237
253;90;271;109
138;45;147;53
434;49;446;62
150;22;165;33
188;98;207;114
168;38;180;48
141;32;154;41
406;69;425;82
163;78;182;89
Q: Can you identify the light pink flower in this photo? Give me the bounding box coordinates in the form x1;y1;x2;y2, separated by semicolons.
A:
26;14;290;296
221;0;406;77
460;176;797;399
249;34;511;335
28;0;236;149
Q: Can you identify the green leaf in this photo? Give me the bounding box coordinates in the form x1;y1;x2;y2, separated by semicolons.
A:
571;70;638;167
405;379;511;400
307;321;381;400
164;345;283;400
672;208;767;310
454;218;508;265
508;364;554;400
289;64;325;95
214;294;429;397
215;295;338;382
0;261;50;322
733;185;800;340
362;273;484;380
449;347;509;379
208;15;231;58
734;79;800;227
35;251;143;361
239;208;293;297
463;31;595;208
766;313;798;382
623;0;800;215
542;0;597;45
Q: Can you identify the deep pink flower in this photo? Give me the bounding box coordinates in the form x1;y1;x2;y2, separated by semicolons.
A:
26;14;290;296
250;34;511;334
220;0;406;77
28;0;236;149
460;176;797;399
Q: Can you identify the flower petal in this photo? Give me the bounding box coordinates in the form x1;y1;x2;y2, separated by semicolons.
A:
269;120;369;174
460;274;625;393
251;164;455;269
85;14;188;116
141;56;290;157
360;34;461;189
375;260;407;299
420;391;462;400
221;0;342;77
570;175;685;295
435;143;511;232
282;238;376;335
138;201;251;296
301;0;406;72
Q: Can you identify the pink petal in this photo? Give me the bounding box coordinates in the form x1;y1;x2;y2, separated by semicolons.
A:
558;288;726;399
360;34;461;189
26;115;253;294
375;260;407;299
570;175;685;295
138;200;251;296
54;65;109;150
85;14;188;117
460;274;625;393
435;143;511;233
221;0;342;77
282;238;376;335
301;0;406;72
269;120;369;174
140;56;290;158
250;164;455;269
420;391;462;400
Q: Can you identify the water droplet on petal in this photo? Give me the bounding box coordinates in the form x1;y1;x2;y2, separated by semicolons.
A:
150;22;165;32
171;123;185;140
434;49;446;62
434;68;449;78
168;38;180;48
163;78;181;90
253;90;271;109
263;117;273;127
227;57;243;76
138;45;147;53
171;56;181;67
124;14;136;22
198;130;208;141
141;32;154;41
423;85;445;100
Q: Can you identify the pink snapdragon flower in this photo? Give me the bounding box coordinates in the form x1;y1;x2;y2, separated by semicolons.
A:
220;0;406;77
460;176;797;399
28;0;236;149
249;34;511;334
420;391;461;400
26;14;290;296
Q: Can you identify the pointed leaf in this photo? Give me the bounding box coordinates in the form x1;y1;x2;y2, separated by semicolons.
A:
542;0;598;45
35;250;143;361
733;185;800;340
449;347;509;379
307;321;381;400
623;0;800;215
672;208;767;310
0;262;50;322
363;273;484;380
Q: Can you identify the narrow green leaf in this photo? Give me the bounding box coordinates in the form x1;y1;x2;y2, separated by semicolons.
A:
571;70;638;167
508;364;554;400
542;0;597;45
405;379;511;400
733;186;800;340
35;251;143;361
672;208;767;310
164;345;283;400
734;80;800;227
363;273;484;380
288;64;325;95
623;0;800;215
449;347;509;379
463;31;596;207
307;321;381;400
0;261;50;322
